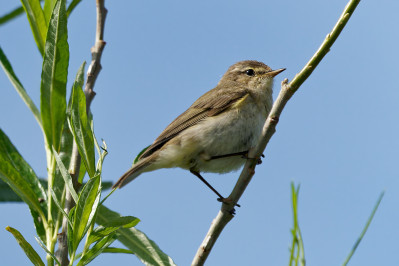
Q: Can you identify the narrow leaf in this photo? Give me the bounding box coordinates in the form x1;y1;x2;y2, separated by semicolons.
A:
96;205;176;266
52;147;79;203
77;233;117;266
67;206;75;257
88;215;139;246
67;0;83;17
0;178;111;203
40;0;69;152
87;226;119;246
99;215;140;229
49;187;73;228
29;208;47;246
51;121;73;219
133;145;150;165
0;129;47;241
0;179;24;202
102;181;113;191
72;175;101;252
6;226;45;266
343;191;385;266
102;247;134;254
78;160;87;184
288;182;305;266
43;0;57;23
0;46;42;130
35;236;60;265
69;62;96;178
0;0;77;25
94;135;107;175
0;6;25;25
20;0;47;55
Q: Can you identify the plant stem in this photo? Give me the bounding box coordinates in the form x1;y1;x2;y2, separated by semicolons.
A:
46;154;56;265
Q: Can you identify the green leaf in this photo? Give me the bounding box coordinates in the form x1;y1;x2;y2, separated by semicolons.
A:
78;160;87;184
97;205;176;266
67;206;75;257
102;181;113;191
77;233;117;266
20;0;48;55
288;182;305;266
133;145;150;165
0;46;42;131
6;226;45;266
0;129;47;242
51;120;73;219
88;215;139;246
86;226;119;246
69;62;96;178
35;236;61;265
67;0;83;17
0;178;112;203
43;0;57;23
94;137;107;175
101;247;134;254
99;215;140;229
49;187;73;228
0;6;25;25
40;0;69;153
0;178;24;202
52;147;79;203
0;0;78;25
343;191;385;266
29;208;47;246
72;175;101;253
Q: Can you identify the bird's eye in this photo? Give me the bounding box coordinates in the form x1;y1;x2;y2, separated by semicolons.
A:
245;69;255;76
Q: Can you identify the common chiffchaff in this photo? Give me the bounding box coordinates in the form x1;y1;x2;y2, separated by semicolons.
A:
113;60;285;200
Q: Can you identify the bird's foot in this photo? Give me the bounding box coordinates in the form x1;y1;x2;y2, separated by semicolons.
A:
217;197;240;208
241;153;264;165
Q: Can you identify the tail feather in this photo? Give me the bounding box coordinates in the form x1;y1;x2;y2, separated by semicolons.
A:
113;156;153;189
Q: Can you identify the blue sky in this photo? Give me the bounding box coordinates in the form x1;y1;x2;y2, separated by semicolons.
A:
1;0;398;265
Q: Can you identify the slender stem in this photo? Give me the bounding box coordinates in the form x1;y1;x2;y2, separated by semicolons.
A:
46;154;56;265
192;1;361;265
69;252;76;266
289;0;361;92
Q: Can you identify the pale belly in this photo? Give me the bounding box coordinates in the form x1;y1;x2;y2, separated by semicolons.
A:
155;103;268;173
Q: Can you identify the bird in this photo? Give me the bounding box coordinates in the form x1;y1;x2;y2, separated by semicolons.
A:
113;60;285;202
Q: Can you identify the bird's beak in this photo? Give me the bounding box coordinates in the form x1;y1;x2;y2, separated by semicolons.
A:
267;68;286;77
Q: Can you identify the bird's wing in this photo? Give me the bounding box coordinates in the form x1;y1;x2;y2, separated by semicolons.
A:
138;85;249;159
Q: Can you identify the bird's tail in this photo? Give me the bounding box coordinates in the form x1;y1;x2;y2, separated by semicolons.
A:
112;156;154;189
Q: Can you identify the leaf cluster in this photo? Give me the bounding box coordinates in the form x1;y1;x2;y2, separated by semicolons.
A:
0;1;175;265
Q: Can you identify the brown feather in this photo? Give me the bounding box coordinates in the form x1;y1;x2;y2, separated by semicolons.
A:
138;83;249;160
112;154;155;188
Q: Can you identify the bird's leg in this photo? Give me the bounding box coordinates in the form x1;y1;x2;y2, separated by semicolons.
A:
210;151;264;165
189;169;240;207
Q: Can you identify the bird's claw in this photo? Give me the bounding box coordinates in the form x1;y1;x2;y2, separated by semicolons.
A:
217;197;241;207
242;153;265;164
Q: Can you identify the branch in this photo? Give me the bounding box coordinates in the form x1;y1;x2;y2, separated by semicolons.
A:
56;1;107;265
191;0;361;265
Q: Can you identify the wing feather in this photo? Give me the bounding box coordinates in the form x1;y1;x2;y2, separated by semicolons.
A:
139;84;249;159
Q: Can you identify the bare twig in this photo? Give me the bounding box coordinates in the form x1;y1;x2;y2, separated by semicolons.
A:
84;0;107;111
191;0;361;265
56;1;107;265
